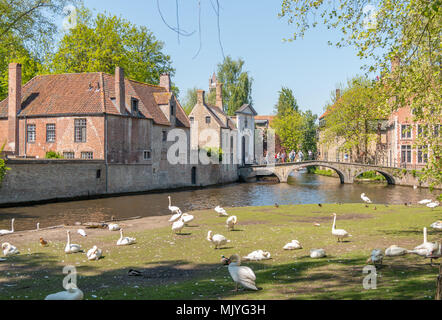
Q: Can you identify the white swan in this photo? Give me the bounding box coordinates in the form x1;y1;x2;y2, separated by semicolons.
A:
116;229;136;246
410;227;438;256
0;219;15;235
207;231;230;249
226;216;238;231
2;243;19;256
226;254;258;291
64;231;81;254
36;223;40;231
181;213;194;225
418;199;432;205
426;242;442;265
283;240;302;250
87;246;102;261
310;249;326;258
168;196;181;214
215;206;228;216
243;250;271;261
361;193;372;204
172;219;185;234
108;223;120;231
169;210;183;223
430;221;442;230
77;229;87;237
427;201;440;209
366;249;384;265
385;245;409;256
332;213;351;242
45;288;84;300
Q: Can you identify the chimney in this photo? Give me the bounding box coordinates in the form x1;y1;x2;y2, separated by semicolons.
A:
115;67;126;115
160;73;171;92
197;90;205;105
391;56;400;73
216;83;223;110
336;89;341;101
8;63;21;155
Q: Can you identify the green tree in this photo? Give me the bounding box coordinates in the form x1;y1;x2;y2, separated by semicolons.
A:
273;109;305;152
279;0;441;187
210;56;253;116
182;87;199;115
301;110;318;155
0;143;10;187
46;8;176;93
274;87;299;116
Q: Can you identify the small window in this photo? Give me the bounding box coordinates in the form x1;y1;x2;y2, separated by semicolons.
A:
63;152;75;159
245;118;248;128
81;152;93;160
27;124;36;143
46;124;56;143
401;124;412;139
417;146;428;164
143;150;151;160
96;169;101;179
401;145;411;163
75;119;87;143
162;130;167;142
205;116;211;124
131;99;139;114
190;117;194;124
418;125;428;138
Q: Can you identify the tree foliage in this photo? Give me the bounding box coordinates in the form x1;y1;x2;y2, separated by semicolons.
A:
47;7;176;92
274;87;299;116
0;143;10;187
182;87;199;115
280;0;441;187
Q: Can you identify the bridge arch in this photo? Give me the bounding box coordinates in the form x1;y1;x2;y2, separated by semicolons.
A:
253;168;285;182
292;163;347;184
353;169;395;185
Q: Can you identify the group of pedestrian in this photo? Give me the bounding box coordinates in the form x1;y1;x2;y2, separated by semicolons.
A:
263;149;315;164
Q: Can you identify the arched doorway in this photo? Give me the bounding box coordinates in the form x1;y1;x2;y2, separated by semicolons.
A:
241;136;246;166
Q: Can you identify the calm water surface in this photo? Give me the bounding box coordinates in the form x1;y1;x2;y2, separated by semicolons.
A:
0;170;439;231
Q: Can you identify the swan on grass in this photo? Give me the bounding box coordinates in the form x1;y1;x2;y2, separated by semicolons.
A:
87;246;102;261
0;219;15;235
427;201;440;209
430;221;442;230
64;231;81;254
45;288;84;300
366;249;384;265
181;213;194;225
172;219;185;234
226;216;238;231
283;240;302;250
418;199;432;205
310;249;326;258
77;229;87;237
116;229;136;246
331;213;351;242
108;223;120;231
207;231;230;249
215;206;228;217
169;210;183;223
2;243;19;256
426;242;442;266
361;193;372;204
385;245;409;257
243;250;271;261
225;254;258;291
410;227;438;256
168;196;181;215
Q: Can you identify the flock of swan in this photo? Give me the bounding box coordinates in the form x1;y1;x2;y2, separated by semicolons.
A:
0;192;441;298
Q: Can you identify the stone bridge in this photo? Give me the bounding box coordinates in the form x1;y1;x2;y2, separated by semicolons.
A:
239;161;433;188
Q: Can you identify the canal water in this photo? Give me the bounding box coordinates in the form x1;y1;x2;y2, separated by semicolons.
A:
0;170;439;232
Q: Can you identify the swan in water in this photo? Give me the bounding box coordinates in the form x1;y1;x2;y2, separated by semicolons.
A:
168;196;181;215
418;199;432;205
108;223;120;231
310;249;326;258
385;245;409;257
171;218;185;234
410;227;438;256
77;229;87;237
169;210;183;223
226;216;238;231
87;246;102;261
116;229;136;246
2;243;19;256
181;213;194;225
45;288;84;300
64;231;81;254
215;206;228;216
427;201;440;209
243;250;271;261
366;249;384;265
207;231;230;249
226;254;258;291
331;213;351;242
430;221;442;230
0;219;15;235
283;240;302;250
361;193;372;204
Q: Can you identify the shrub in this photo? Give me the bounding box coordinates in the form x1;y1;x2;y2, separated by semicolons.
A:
45;151;63;159
0;143;10;187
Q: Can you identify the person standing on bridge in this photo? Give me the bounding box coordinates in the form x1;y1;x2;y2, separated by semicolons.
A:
298;150;304;162
308;150;312;160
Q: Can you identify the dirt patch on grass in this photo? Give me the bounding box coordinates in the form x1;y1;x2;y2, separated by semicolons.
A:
291;213;373;223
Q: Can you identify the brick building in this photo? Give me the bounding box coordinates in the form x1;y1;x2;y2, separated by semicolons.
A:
0;63;190;165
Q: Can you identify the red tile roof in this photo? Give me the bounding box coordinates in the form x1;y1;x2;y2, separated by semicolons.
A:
0;72;190;128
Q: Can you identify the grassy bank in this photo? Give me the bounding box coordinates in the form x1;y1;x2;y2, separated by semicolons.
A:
0;204;441;300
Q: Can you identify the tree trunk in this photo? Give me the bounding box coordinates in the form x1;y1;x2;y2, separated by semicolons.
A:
436;263;442;300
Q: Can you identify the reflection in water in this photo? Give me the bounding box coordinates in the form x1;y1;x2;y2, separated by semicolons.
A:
0;170;438;231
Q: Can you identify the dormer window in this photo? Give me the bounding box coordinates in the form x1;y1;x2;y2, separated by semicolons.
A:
206;116;211;124
131;98;139;114
190;117;194;123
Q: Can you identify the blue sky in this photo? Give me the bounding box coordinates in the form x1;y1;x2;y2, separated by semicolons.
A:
81;0;366;116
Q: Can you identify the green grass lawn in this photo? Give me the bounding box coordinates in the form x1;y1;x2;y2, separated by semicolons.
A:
0;204;441;300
